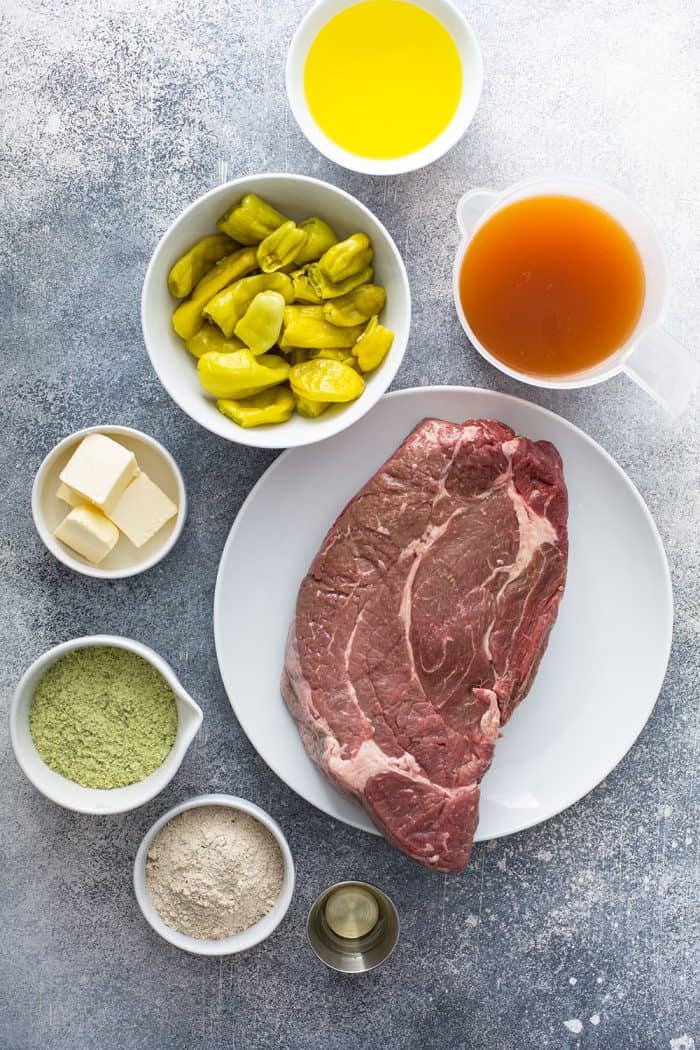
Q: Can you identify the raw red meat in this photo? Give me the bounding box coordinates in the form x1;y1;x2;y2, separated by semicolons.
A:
282;419;568;871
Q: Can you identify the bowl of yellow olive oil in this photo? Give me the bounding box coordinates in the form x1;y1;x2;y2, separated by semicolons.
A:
286;0;483;175
142;173;410;448
10;636;203;814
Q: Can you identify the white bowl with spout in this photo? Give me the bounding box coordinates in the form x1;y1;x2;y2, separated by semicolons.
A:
10;635;203;814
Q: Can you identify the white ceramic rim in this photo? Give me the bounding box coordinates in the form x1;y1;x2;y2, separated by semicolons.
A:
141;172;412;449
10;635;203;815
133;793;296;956
285;0;484;175
451;175;670;390
213;385;673;842
31;424;187;579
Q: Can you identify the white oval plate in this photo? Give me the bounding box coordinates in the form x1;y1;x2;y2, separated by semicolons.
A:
214;387;673;842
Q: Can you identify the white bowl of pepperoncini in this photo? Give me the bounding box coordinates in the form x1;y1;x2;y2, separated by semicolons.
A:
142;173;411;448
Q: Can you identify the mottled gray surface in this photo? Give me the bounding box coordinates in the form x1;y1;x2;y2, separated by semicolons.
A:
1;0;698;1047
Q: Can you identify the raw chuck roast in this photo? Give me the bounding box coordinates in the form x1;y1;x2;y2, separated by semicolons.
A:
281;418;568;871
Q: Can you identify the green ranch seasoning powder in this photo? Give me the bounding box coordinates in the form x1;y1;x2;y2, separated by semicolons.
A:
29;647;179;789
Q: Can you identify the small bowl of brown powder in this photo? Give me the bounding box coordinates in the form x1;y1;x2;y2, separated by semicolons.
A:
133;794;295;955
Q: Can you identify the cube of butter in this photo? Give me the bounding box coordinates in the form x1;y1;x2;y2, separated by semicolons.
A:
60;434;138;514
54;505;120;565
107;472;177;548
56;481;83;507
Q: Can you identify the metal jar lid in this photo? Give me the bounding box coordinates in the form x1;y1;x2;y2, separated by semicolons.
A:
306;881;400;974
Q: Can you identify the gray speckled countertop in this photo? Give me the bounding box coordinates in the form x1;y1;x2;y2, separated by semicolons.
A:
1;1;698;1048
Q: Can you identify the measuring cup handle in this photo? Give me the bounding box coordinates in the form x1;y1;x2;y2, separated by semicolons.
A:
456;188;499;236
623;327;699;418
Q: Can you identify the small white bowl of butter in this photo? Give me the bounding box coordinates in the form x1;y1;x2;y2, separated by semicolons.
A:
32;425;187;579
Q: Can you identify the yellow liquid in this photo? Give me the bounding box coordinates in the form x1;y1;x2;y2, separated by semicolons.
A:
304;0;463;159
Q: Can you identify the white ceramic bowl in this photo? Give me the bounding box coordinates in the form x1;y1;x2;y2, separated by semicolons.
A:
133;793;296;956
141;173;411;448
10;635;203;815
285;0;483;176
32;425;187;579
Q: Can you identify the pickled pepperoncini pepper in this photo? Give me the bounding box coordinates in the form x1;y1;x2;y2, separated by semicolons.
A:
185;324;246;359
197;349;290;398
217;387;295;428
289;358;365;403
167;233;237;298
279;306;364;349
308;348;358;367
352;315;394;372
290;267;323;303
294;217;339;264
317;233;373;283
217;194;288;244
234;290;286;355
172;246;258;340
295;395;330;418
257;221;309;273
307;264;374;300
203;272;294;338
323;285;386;327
